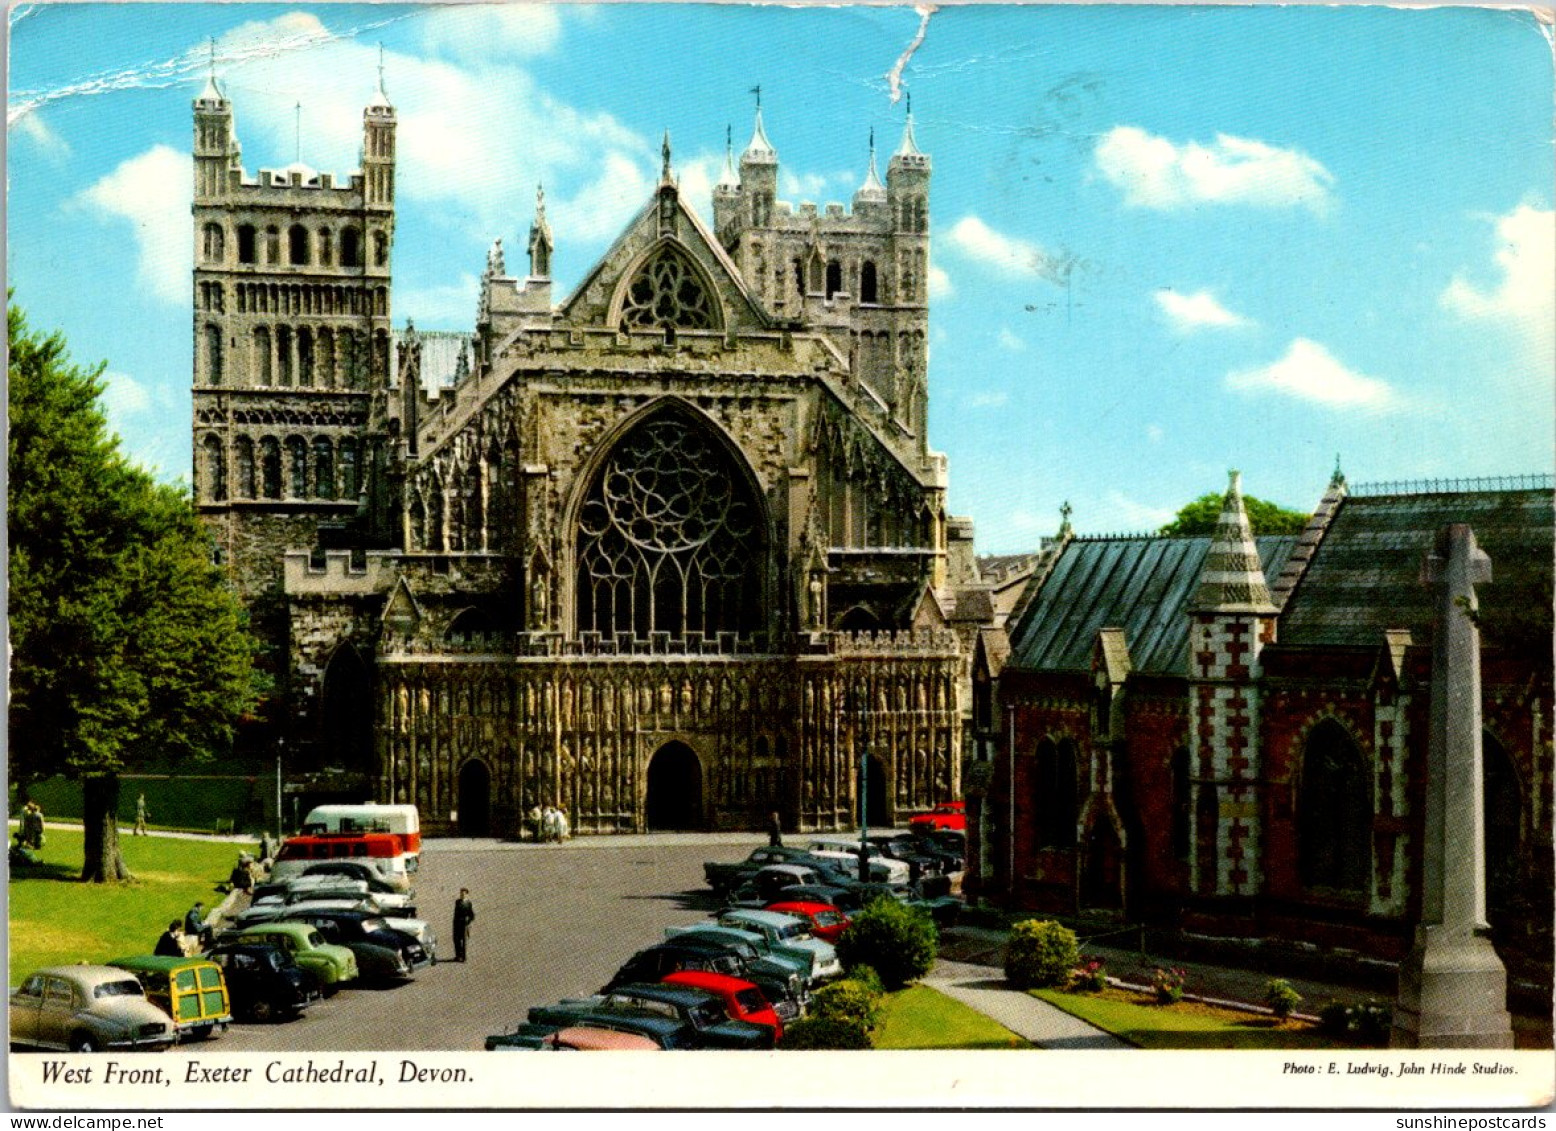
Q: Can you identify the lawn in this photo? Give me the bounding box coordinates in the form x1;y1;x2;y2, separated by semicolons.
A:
1031;986;1355;1050
7;828;260;984
873;984;1031;1050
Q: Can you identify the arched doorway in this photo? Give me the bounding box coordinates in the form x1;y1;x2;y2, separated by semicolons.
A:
645;742;704;830
458;760;491;837
857;754;888;828
1483;731;1520;922
318;645;373;777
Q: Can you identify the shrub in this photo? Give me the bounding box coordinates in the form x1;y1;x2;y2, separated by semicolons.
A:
1073;954;1108;993
849;964;885;996
1151;966;1187;1004
1318;1000;1352;1036
780;1014;872;1050
1265;978;1302;1019
1004;919;1079;989
1316;1000;1392;1045
810;978;883;1031
836;897;938;991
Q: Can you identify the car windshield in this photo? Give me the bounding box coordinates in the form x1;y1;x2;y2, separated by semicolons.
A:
775;922;808;940
816;912;845;927
305;931;325;949
94;979;144;999
359;918;388;933
689;1001;726;1028
734;989;767;1012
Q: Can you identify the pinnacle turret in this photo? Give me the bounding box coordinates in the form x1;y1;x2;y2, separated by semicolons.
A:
1190;470;1279;613
854;129;887;204
742;102;776;165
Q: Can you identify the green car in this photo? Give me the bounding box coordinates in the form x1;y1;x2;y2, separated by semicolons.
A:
109;955;232;1041
228;923;358;992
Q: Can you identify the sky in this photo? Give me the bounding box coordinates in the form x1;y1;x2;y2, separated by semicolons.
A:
7;2;1554;553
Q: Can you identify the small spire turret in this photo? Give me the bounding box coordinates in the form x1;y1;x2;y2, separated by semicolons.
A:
854;127;887;205
741;86;777;165
715;124;740;193
528;184;553;279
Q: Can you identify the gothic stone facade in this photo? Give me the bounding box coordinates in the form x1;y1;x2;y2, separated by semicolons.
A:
191;79;968;837
969;476;1554;996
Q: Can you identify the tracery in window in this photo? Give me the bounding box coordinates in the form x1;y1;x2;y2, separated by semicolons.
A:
575;412;761;640
619;244;718;331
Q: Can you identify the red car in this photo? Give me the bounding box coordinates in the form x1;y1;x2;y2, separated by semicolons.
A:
764;900;851;945
909;801;966;832
661;970;783;1041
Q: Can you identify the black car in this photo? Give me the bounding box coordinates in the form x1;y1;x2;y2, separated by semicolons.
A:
605;941;748;990
525;983;775;1050
206;943;321;1023
278;909;427;983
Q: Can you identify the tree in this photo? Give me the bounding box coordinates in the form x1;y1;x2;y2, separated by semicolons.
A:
1159;492;1309;537
8;301;258;882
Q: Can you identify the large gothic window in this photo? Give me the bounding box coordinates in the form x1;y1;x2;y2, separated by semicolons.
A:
619;244;718;332
575;412;761;640
1033;738;1078;848
1298;721;1370;894
1483;731;1520;920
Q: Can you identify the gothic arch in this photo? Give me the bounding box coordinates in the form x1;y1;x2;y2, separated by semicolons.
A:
644;740;705;830
563;398;771;641
608;238;726;333
1033;736;1078;849
1483;729;1522;919
318;643;373;777
1297;718;1371;894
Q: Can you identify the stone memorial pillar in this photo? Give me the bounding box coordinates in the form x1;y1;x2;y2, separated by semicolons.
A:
1391;523;1514;1049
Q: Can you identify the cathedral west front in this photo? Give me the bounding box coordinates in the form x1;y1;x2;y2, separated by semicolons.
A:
190;71;983;837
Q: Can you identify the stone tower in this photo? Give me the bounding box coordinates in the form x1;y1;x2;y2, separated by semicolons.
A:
712;103;931;461
190;64;399;622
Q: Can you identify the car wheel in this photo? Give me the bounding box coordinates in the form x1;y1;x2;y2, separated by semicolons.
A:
191;1024;214;1041
248;999;274;1024
68;1032;98;1053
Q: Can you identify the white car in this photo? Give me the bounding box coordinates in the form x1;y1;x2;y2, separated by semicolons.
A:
805;839;912;885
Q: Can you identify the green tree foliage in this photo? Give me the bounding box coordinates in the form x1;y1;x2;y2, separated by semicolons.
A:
779;1014;873;1050
1159;492;1310;537
8;301;258;882
1004;918;1079;989
835;897;939;991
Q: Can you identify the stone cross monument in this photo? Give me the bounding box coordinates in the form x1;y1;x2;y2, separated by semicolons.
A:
1391;523;1514;1048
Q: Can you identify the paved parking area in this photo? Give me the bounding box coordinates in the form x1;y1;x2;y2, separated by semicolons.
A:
215;835;762;1052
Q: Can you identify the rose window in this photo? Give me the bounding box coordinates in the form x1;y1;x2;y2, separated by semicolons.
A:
576;415;761;639
619;245;718;331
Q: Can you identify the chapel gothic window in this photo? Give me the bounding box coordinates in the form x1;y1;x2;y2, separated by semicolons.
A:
619;244;718;332
1033;738;1078;848
575;413;761;641
1298;721;1370;894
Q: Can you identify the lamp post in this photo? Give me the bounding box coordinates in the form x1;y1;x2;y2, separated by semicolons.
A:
858;745;870;883
275;737;285;841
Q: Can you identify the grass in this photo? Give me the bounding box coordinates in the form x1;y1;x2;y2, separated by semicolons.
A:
7;828;262;985
1030;986;1356;1050
872;984;1031;1049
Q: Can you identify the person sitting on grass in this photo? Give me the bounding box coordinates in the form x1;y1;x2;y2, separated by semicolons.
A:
154;921;184;957
9;832;37;867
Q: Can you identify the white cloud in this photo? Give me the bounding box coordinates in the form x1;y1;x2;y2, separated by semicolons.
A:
1102;490;1177;532
418;5;563;60
71;145;192;305
101;370;152;421
1440;204;1555;345
928;264;954;299
1226;339;1396;410
945;215;1069;281
554;151;654;242
204;14;648;248
1154;288;1251;331
1146;424;1165;444
395;274;482;328
9;110;69;159
1095;125;1334;213
996;328;1026;352
968;391;1009;408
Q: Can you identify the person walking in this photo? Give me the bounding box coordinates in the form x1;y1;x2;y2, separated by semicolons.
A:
133;793;149;836
452;888;475;962
21;801;45;850
767;811;783;848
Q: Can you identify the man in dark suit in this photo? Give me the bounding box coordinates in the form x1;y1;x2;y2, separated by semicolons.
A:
452;888;475;962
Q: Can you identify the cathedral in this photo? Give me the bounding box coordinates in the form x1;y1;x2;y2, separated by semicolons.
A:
189;72;982;836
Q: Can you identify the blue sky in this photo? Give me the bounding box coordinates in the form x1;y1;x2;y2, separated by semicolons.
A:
8;3;1553;552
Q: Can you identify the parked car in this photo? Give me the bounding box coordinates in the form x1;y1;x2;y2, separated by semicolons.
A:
867;832;949;879
278;909;427;983
108;955;231;1042
205;943;321;1023
715;908;842;982
724;863;827;907
488;1016;684;1051
764;900;851;944
608;938;802;1021
226;922;358;993
10;966;177;1052
805;838;912;885
703;845;824;895
668;922;817;1006
909;801;966;833
661;970;783;1040
526;983;776;1049
254;875;416;915
299;859;417;898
